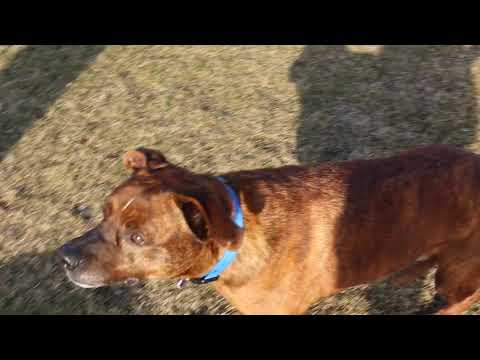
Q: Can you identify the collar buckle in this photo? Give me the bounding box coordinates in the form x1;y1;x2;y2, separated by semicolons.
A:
190;276;220;285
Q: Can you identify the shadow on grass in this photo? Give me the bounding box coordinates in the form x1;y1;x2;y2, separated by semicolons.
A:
291;45;480;314
0;249;235;315
0;251;148;315
0;45;106;162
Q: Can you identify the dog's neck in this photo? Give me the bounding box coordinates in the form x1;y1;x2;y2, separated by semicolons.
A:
216;233;271;288
187;167;310;290
211;172;286;288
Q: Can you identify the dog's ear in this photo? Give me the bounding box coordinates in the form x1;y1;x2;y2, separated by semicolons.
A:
123;148;169;171
173;186;243;250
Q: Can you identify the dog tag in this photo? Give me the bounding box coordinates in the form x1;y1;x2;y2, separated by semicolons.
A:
176;279;189;289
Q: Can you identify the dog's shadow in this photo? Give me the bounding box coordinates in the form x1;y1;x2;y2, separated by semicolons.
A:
292;45;480;314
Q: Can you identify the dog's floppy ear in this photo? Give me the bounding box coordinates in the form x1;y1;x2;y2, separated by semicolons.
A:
174;185;243;250
122;148;169;171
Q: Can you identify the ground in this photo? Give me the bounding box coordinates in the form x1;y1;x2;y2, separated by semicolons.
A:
1;45;480;314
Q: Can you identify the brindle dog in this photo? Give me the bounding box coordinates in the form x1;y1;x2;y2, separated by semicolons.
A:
58;145;480;314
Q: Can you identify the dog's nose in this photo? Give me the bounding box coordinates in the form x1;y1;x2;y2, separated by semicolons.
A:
58;244;84;271
61;254;82;270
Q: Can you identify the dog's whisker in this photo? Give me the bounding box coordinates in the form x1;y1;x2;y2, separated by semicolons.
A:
121;197;137;212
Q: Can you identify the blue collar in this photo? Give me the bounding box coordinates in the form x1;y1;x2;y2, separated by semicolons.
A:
178;176;243;287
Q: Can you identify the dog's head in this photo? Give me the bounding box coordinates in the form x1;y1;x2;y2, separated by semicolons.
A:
57;148;243;288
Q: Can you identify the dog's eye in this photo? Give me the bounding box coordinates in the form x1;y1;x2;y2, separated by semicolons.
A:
130;232;145;246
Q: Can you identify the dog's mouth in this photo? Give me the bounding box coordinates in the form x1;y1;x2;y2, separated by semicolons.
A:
64;269;106;289
64;268;139;289
69;277;105;289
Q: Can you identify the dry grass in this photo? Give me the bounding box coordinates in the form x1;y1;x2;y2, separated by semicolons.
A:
1;45;480;314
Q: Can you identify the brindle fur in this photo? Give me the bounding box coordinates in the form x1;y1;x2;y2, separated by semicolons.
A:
59;145;480;314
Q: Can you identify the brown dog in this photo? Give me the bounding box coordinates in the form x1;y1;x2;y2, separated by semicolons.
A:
58;145;480;314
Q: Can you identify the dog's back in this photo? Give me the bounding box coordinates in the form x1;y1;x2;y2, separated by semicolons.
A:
329;145;480;286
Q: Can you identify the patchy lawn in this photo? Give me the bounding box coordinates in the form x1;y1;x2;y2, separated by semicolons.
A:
1;45;480;314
